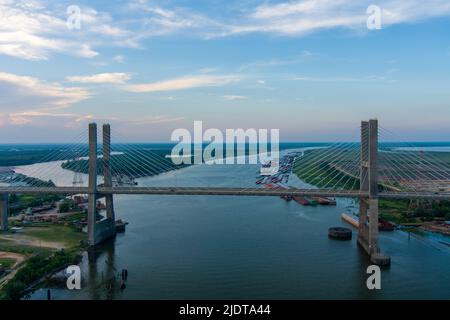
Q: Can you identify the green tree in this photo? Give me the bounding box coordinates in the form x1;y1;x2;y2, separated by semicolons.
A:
58;200;71;213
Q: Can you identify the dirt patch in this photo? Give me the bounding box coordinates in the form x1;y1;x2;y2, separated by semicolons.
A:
0;252;25;268
0;251;26;289
0;235;65;250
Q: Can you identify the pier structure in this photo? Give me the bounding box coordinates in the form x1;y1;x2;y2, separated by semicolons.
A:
87;123;116;246
357;119;390;265
0;193;8;231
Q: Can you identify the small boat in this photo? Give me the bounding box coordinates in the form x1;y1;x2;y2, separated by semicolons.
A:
115;219;128;233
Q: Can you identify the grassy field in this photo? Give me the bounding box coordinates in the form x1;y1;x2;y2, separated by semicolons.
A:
23;225;85;248
0;258;15;269
0;238;53;256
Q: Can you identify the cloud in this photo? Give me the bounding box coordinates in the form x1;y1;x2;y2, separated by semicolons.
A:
223;95;247;100
127;0;224;40
0;72;90;108
125;75;239;93
238;53;316;71
292;74;386;82
126;0;450;40
225;0;450;37
123;115;185;125
0;1;129;60
0;71;90;126
2;0;450;62
113;55;126;63
78;44;99;59
66;73;131;84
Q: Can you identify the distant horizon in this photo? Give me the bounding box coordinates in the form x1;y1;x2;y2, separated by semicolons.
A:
1;141;450;145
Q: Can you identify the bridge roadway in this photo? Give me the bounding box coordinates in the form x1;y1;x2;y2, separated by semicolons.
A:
0;186;449;200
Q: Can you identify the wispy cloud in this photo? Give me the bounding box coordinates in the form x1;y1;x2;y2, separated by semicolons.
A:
223;95;247;100
292;74;386;82
221;0;450;37
2;0;450;61
239;51;318;71
0;72;90;108
0;1;130;60
126;0;225;40
113;55;126;64
124;115;185;125
125;75;239;93
66;73;131;84
0;71;90;126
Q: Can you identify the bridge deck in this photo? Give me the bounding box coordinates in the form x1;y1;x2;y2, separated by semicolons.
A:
0;186;448;200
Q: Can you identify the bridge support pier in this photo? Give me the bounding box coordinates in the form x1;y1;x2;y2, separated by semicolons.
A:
87;123;116;246
103;124;115;223
357;119;390;266
0;193;8;231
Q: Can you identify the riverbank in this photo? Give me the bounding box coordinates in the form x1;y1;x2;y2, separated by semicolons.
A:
0;224;86;300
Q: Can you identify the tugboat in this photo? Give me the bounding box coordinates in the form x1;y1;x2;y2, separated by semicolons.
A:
115;219;128;233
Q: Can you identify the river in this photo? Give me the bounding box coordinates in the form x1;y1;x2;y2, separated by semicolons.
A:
13;148;450;300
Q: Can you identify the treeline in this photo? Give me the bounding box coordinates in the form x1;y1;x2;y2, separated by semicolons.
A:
0;148;86;167
12;174;56;188
379;199;450;223
0;250;81;300
61;150;189;178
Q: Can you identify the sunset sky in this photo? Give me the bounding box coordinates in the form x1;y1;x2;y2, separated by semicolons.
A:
1;0;450;142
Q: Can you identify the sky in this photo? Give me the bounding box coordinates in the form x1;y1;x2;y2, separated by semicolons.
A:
0;0;450;143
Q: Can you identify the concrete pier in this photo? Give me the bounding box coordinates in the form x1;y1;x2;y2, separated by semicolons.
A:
357;119;391;266
87;123;98;245
87;123;116;246
0;193;8;231
103;124;115;223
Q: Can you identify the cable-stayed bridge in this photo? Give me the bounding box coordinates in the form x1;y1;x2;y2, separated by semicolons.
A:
1;120;449;265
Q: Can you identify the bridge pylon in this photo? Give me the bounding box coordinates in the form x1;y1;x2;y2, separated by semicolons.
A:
357;119;390;266
87;123;116;246
0;193;8;231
